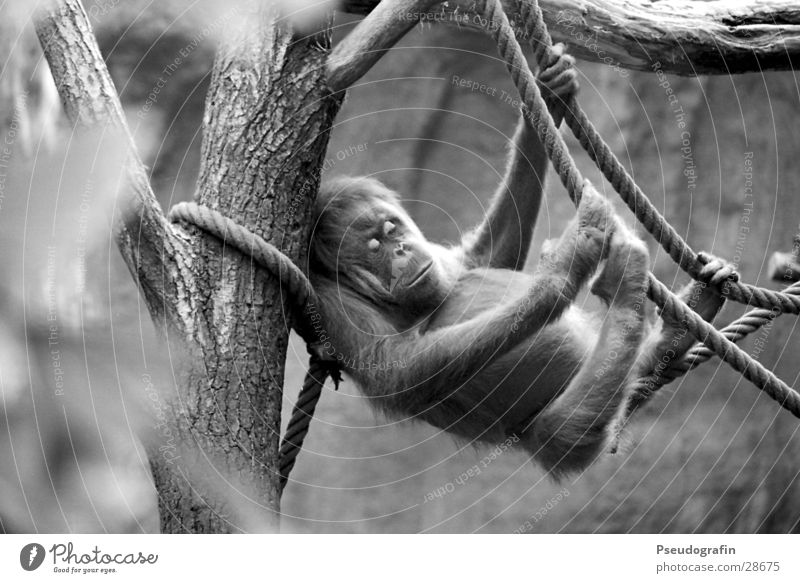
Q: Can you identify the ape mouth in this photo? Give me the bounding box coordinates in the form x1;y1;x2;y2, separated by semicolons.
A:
407;261;433;286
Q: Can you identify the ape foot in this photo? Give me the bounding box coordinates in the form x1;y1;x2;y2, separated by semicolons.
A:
662;253;734;325
636;253;731;379
666;281;725;325
539;182;615;285
537;43;579;102
577;181;615;258
591;225;649;307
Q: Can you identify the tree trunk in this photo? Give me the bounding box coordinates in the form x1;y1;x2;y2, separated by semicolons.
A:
149;6;342;534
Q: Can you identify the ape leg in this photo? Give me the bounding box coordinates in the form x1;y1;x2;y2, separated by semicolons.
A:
637;254;735;377
635;280;725;379
521;229;650;477
602;257;734;453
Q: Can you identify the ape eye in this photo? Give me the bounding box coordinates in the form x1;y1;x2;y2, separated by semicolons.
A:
368;238;380;251
383;221;396;236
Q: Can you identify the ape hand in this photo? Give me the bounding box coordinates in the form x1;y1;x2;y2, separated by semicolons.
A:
539;182;613;288
537;43;579;104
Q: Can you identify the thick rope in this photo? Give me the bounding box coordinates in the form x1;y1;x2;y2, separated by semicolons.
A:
484;0;800;419
278;356;339;494
488;2;585;206
521;0;800;315
505;0;800;315
168;202;337;495
515;0;800;411
630;264;800;412
646;275;800;416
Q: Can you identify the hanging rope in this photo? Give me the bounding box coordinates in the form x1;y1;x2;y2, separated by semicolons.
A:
483;0;800;418
168;202;339;496
278;356;338;493
512;0;800;315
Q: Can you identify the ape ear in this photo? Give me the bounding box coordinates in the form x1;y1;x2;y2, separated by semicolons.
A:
308;238;337;277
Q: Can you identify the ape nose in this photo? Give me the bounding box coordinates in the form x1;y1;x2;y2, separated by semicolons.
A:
394;242;407;257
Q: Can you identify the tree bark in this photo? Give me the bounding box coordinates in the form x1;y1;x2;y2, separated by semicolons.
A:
343;0;800;75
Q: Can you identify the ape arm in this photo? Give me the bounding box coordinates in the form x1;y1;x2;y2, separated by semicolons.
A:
462;45;577;271
414;272;568;370
462;118;548;271
322;269;575;441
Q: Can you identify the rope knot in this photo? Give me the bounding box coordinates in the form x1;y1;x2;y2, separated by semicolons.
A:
307;341;340;366
307;342;342;389
696;251;740;290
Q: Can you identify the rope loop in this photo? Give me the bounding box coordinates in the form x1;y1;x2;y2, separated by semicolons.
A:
169;201;321;342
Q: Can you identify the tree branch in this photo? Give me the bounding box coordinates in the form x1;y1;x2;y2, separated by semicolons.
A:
341;0;800;75
33;0;176;320
327;0;441;91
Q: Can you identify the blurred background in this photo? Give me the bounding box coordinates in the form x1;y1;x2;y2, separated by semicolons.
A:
1;0;798;533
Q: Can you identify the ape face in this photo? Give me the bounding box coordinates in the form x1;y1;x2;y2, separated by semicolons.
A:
356;201;437;294
311;177;450;321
